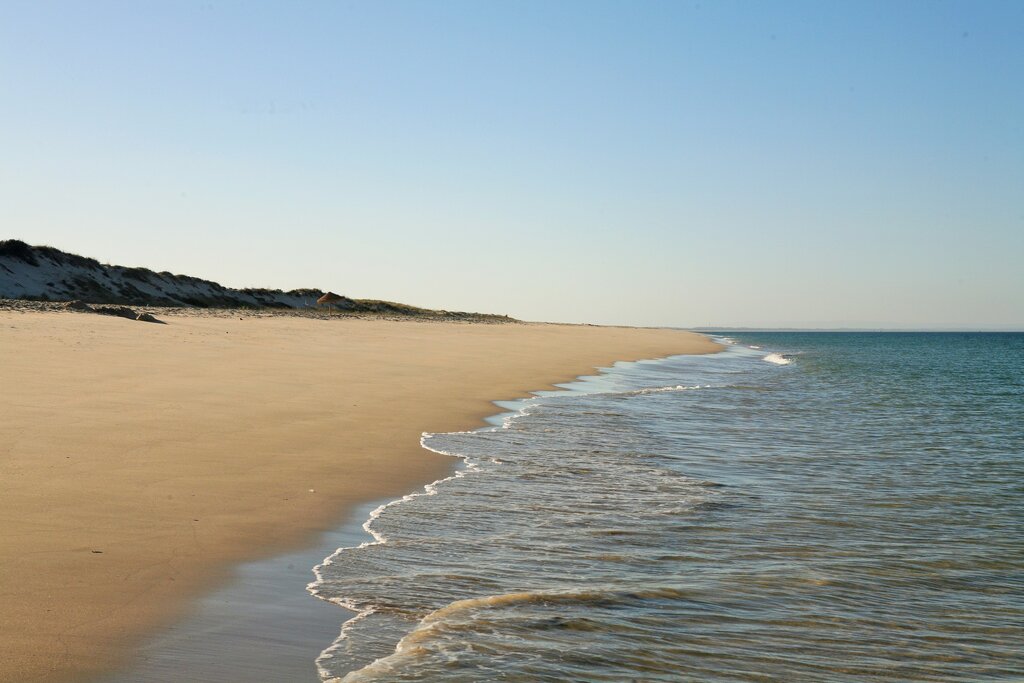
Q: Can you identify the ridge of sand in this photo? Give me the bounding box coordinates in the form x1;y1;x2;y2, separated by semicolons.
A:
0;311;720;682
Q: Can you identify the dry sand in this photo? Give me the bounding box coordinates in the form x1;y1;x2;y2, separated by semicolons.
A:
0;310;719;682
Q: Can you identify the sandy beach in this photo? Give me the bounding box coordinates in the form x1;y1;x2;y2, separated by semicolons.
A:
0;310;719;682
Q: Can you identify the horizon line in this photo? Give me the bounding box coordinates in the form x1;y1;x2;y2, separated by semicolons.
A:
691;327;1024;333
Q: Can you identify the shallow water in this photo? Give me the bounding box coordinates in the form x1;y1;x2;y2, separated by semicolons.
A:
312;332;1024;682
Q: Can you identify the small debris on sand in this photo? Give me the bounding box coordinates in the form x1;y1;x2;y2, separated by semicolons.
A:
64;300;93;312
95;306;139;320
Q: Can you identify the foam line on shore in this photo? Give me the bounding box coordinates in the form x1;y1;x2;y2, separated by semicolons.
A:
307;398;536;680
307;451;483;678
307;348;732;681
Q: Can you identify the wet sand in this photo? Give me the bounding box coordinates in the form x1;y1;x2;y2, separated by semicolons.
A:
0;310;719;682
101;498;386;683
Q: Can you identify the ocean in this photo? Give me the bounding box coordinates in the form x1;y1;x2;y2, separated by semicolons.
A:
310;332;1024;682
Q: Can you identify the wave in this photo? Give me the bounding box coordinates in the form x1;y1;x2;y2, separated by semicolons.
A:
332;587;691;682
331;593;564;682
533;385;712;401
622;383;708;396
763;352;792;365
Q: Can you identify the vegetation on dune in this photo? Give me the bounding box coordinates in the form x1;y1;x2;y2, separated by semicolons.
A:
0;239;40;265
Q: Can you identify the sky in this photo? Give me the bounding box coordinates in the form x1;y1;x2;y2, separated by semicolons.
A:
2;1;1022;328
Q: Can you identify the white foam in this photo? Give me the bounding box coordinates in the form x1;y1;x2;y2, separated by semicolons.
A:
763;352;792;366
333;589;616;682
625;384;708;396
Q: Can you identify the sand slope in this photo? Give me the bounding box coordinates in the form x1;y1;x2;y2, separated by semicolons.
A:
0;311;719;682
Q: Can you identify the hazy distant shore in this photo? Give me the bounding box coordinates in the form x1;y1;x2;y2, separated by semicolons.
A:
0;308;719;682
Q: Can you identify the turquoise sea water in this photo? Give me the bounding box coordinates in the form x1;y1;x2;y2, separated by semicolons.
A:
313;332;1024;681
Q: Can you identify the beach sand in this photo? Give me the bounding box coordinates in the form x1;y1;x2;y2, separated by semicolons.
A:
0;310;719;682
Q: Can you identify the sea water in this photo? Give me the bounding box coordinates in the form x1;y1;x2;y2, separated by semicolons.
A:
310;332;1024;682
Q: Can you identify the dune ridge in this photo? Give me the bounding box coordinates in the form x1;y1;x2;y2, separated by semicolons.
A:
0;240;505;321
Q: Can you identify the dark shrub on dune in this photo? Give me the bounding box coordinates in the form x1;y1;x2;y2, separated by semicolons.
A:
0;239;39;266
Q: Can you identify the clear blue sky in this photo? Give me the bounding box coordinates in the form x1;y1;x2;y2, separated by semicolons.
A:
2;1;1022;328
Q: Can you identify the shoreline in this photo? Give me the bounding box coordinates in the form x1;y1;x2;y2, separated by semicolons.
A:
103;349;711;683
0;311;720;682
